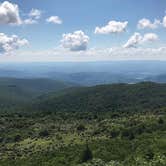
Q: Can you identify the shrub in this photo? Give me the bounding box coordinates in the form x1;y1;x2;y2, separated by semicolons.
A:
77;124;86;132
110;129;120;138
38;129;49;137
158;117;164;124
14;134;22;142
81;144;93;163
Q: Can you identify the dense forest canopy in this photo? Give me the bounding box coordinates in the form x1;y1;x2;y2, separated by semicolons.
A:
0;81;165;166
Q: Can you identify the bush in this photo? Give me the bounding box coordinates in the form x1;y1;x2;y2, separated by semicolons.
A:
38;129;49;137
121;129;135;140
77;124;86;132
81;144;93;163
110;129;120;138
14;134;22;142
158;117;164;124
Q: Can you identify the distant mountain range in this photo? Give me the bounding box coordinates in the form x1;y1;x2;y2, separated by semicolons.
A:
1;61;166;110
1;61;166;85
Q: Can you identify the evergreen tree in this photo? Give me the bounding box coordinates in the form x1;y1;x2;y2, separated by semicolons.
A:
81;144;93;163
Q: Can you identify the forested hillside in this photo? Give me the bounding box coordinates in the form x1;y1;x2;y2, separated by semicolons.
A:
34;82;166;112
0;77;74;108
0;82;166;166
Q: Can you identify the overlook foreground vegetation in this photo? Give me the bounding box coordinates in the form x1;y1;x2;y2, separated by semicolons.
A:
0;81;166;166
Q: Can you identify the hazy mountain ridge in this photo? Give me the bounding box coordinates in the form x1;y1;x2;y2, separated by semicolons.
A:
1;61;166;85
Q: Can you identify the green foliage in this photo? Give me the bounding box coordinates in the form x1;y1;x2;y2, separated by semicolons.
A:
77;124;86;132
0;109;165;166
158;117;164;124
81;145;93;163
0;82;166;165
34;82;166;112
0;77;74;109
38;129;49;138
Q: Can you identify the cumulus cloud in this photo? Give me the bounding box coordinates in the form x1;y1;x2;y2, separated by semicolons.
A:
0;1;42;25
163;16;166;27
137;18;161;29
61;30;89;51
123;33;143;48
95;20;128;34
0;1;22;25
46;16;62;24
143;33;158;42
124;33;158;48
0;33;28;54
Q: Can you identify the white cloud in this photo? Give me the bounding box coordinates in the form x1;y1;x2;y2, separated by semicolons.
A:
23;18;37;25
95;20;128;34
143;33;158;42
29;9;41;19
163;16;166;27
137;18;161;29
108;47;166;60
0;33;28;54
0;1;22;25
61;30;89;51
123;33;143;48
23;8;41;25
5;46;166;62
124;33;158;48
46;16;62;24
0;1;42;26
138;15;166;29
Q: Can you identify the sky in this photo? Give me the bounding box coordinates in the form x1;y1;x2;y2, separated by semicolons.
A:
0;0;166;62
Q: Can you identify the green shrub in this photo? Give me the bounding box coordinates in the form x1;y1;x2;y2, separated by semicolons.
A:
81;145;93;163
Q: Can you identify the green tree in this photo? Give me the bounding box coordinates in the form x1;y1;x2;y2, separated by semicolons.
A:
81;144;93;163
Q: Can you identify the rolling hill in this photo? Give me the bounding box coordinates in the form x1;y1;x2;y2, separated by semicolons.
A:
34;82;166;112
0;77;75;108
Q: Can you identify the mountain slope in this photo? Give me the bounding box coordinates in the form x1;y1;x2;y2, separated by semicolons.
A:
34;82;166;112
0;77;75;108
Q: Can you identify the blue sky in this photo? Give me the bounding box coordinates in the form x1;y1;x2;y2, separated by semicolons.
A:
0;0;166;61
